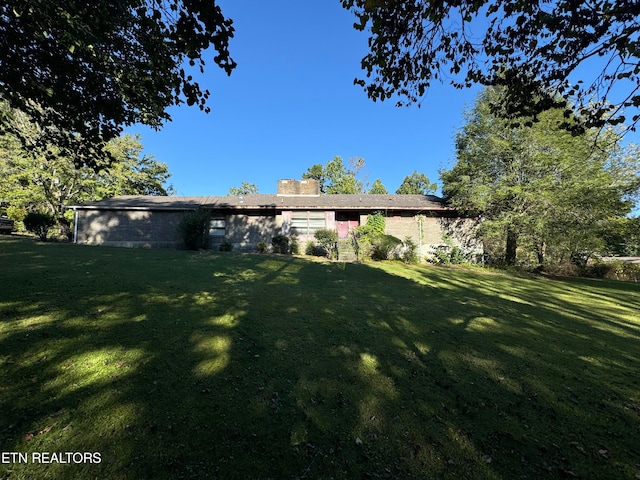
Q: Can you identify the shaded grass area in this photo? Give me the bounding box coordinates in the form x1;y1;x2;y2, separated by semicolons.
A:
1;236;639;479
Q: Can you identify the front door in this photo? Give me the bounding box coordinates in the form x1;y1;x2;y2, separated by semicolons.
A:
336;212;359;239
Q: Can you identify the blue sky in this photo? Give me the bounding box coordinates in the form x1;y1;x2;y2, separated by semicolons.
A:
125;1;482;196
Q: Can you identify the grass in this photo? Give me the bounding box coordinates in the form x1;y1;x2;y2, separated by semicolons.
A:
0;236;639;479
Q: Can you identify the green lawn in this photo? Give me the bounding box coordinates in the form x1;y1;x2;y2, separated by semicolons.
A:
1;236;639;479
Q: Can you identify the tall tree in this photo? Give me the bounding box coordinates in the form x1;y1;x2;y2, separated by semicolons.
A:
604;216;640;256
99;135;174;198
396;171;437;195
302;156;366;194
0;103;173;232
342;0;640;131
229;182;259;196
368;178;388;194
441;87;638;265
0;1;235;163
302;164;327;193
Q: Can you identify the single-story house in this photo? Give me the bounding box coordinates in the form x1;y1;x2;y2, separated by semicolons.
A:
69;179;480;260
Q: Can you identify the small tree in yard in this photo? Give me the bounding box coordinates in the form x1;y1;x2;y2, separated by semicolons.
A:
177;209;210;250
314;229;338;259
24;212;55;241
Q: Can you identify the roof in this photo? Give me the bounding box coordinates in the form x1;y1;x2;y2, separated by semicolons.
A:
69;194;451;212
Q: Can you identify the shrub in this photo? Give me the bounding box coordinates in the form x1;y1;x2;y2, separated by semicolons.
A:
305;241;326;257
272;235;290;254
371;234;403;260
587;261;640;282
177;208;210;250
290;235;300;255
305;241;315;255
618;262;640;282
430;234;467;265
6;205;27;232
349;213;386;262
432;245;466;265
400;236;419;264
24;212;56;241
350;226;373;262
314;229;338;259
256;241;268;253
365;211;386;236
219;241;233;252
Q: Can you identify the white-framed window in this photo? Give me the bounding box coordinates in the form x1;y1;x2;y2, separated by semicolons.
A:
291;211;326;235
209;218;226;237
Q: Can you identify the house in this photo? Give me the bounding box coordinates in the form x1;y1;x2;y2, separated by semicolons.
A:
69;179;480;260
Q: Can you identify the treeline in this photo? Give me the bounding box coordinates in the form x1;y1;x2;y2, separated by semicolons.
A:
440;86;640;264
0;100;174;239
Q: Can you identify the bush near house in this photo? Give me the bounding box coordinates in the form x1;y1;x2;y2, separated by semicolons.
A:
400;236;419;264
350;212;386;262
314;229;338;259
23;212;55;241
219;240;233;252
370;234;403;260
271;235;290;254
430;234;469;265
290;235;300;255
176;208;210;250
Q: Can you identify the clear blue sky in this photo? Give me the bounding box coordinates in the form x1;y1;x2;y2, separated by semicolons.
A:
125;0;482;196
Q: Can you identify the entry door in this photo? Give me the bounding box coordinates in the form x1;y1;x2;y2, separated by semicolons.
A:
336;213;359;239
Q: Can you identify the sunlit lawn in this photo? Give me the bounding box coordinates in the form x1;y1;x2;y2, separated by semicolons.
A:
1;236;639;479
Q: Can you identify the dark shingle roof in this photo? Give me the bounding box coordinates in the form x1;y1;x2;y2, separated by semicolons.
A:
70;194;450;211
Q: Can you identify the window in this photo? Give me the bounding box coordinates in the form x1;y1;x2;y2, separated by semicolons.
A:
209;218;226;237
291;211;325;235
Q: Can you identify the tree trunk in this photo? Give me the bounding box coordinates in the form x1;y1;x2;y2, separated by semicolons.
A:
505;228;518;265
536;240;546;265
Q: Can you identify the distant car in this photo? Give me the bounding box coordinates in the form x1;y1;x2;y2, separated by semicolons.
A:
0;215;14;234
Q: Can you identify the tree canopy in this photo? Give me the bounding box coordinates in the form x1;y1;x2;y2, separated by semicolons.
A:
342;0;640;130
441;86;639;265
302;156;367;194
396;171;437;195
1;101;173;235
229;182;259;196
0;0;235;162
368;178;388;194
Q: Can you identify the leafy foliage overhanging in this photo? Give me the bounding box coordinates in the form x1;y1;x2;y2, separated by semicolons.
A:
342;0;640;131
0;0;235;165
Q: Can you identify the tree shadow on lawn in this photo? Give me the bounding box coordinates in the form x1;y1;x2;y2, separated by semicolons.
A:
0;244;639;479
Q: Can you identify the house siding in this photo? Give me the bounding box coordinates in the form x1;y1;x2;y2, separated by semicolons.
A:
226;213;278;251
360;213;481;260
75;209;187;248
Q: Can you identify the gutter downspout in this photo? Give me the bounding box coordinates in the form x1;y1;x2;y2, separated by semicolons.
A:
73;208;78;244
418;215;423;260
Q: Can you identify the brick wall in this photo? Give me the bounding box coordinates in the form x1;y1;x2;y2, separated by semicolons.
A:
384;214;481;260
75;206;480;257
76;209;187;248
277;179;320;195
226;213;278;251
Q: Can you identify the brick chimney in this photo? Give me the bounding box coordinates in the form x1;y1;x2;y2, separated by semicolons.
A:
277;179;320;196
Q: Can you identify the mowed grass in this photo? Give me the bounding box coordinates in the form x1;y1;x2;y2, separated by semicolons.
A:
0;237;639;480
